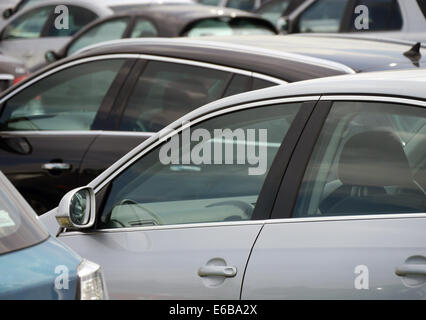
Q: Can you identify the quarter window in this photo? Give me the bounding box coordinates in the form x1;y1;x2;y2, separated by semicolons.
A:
99;102;302;228
293;101;426;218
0;59;126;131
46;6;98;37
130;18;158;38
350;0;402;31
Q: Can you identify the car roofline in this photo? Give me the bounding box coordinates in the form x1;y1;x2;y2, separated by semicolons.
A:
74;38;357;74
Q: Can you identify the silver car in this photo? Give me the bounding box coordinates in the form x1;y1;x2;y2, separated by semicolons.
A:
41;69;426;299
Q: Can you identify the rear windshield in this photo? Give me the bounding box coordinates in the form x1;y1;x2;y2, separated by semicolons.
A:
0;173;48;255
182;17;277;37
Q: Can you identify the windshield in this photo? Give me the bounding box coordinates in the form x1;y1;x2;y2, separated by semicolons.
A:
183;17;277;36
0;172;48;255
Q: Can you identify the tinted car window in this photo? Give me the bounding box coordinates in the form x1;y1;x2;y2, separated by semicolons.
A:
130;18;158;38
223;74;252;97
257;0;291;25
350;0;402;31
46;6;98;37
293;101;426;218
100;102;301;229
418;0;426;18
183;17;276;36
227;0;256;11
0;173;48;255
119;61;230;132
2;6;52;39
252;78;276;90
298;0;348;32
67;18;130;56
198;0;222;6
0;59;125;131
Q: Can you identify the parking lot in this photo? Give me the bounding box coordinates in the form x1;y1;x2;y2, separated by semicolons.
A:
0;0;425;303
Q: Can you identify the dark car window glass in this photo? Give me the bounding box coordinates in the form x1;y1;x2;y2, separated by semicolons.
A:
252;78;276;90
257;0;291;25
293;101;426;218
223;74;252;97
350;0;402;31
67;18;130;56
227;0;256;11
46;6;98;37
120;61;230;132
298;0;348;32
130;18;158;38
418;0;426;18
198;0;222;6
18;0;44;10
2;6;52;39
0;174;48;255
100;102;302;229
0;59;125;131
183;18;276;36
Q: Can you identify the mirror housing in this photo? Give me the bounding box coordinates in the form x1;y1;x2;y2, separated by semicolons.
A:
3;8;13;19
56;187;96;230
45;50;59;63
277;16;290;34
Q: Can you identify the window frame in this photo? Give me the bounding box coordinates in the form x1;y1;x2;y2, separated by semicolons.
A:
270;95;426;222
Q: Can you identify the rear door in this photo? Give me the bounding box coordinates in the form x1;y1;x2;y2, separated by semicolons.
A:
79;58;281;185
0;57;134;213
242;96;426;299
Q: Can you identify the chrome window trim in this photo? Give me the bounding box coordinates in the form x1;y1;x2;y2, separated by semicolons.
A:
320;95;426;107
91;95;321;193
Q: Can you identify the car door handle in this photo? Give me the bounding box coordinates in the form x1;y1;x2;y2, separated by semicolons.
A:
198;265;237;278
395;264;426;277
42;163;71;171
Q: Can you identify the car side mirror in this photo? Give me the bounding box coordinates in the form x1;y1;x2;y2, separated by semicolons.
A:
56;187;96;230
3;8;13;19
277;16;290;34
45;50;59;63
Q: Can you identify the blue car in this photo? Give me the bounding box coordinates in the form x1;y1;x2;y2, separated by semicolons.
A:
0;171;107;299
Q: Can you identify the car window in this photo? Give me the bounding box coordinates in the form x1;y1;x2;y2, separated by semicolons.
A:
227;0;257;11
257;0;291;25
418;0;426;19
0;59;126;131
0;173;48;255
17;0;44;10
293;101;426;218
119;61;231;132
297;0;348;32
223;74;253;97
252;77;276;90
67;18;130;56
99;102;302;229
350;0;402;31
183;18;276;36
198;0;222;6
2;6;52;39
130;18;158;38
46;6;98;37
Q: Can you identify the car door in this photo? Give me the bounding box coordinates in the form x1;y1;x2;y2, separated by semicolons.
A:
0;5;98;68
0;56;134;214
57;97;317;299
78;58;279;185
242;96;426;299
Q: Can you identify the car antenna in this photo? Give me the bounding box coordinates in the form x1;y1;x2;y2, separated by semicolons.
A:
403;42;422;67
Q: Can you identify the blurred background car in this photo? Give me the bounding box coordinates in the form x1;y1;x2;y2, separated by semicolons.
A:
278;0;426;43
0;35;424;214
0;171;107;300
196;0;268;12
255;0;305;25
0;53;28;91
41;4;278;68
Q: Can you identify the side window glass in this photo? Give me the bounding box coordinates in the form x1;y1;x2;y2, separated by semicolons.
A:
99;102;302;229
350;0;402;31
47;6;98;37
67;18;130;56
0;59;126;131
119;61;230;132
2;6;52;39
227;0;256;11
223;74;252;98
293;101;426;218
297;0;348;32
252;78;276;90
257;0;291;25
418;0;426;19
130;19;158;37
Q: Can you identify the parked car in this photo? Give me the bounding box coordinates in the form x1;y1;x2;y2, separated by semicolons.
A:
0;0;187;68
0;53;28;91
39;68;426;299
279;0;426;43
1;35;424;214
196;0;268;11
42;4;278;67
255;0;304;25
0;171;107;299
